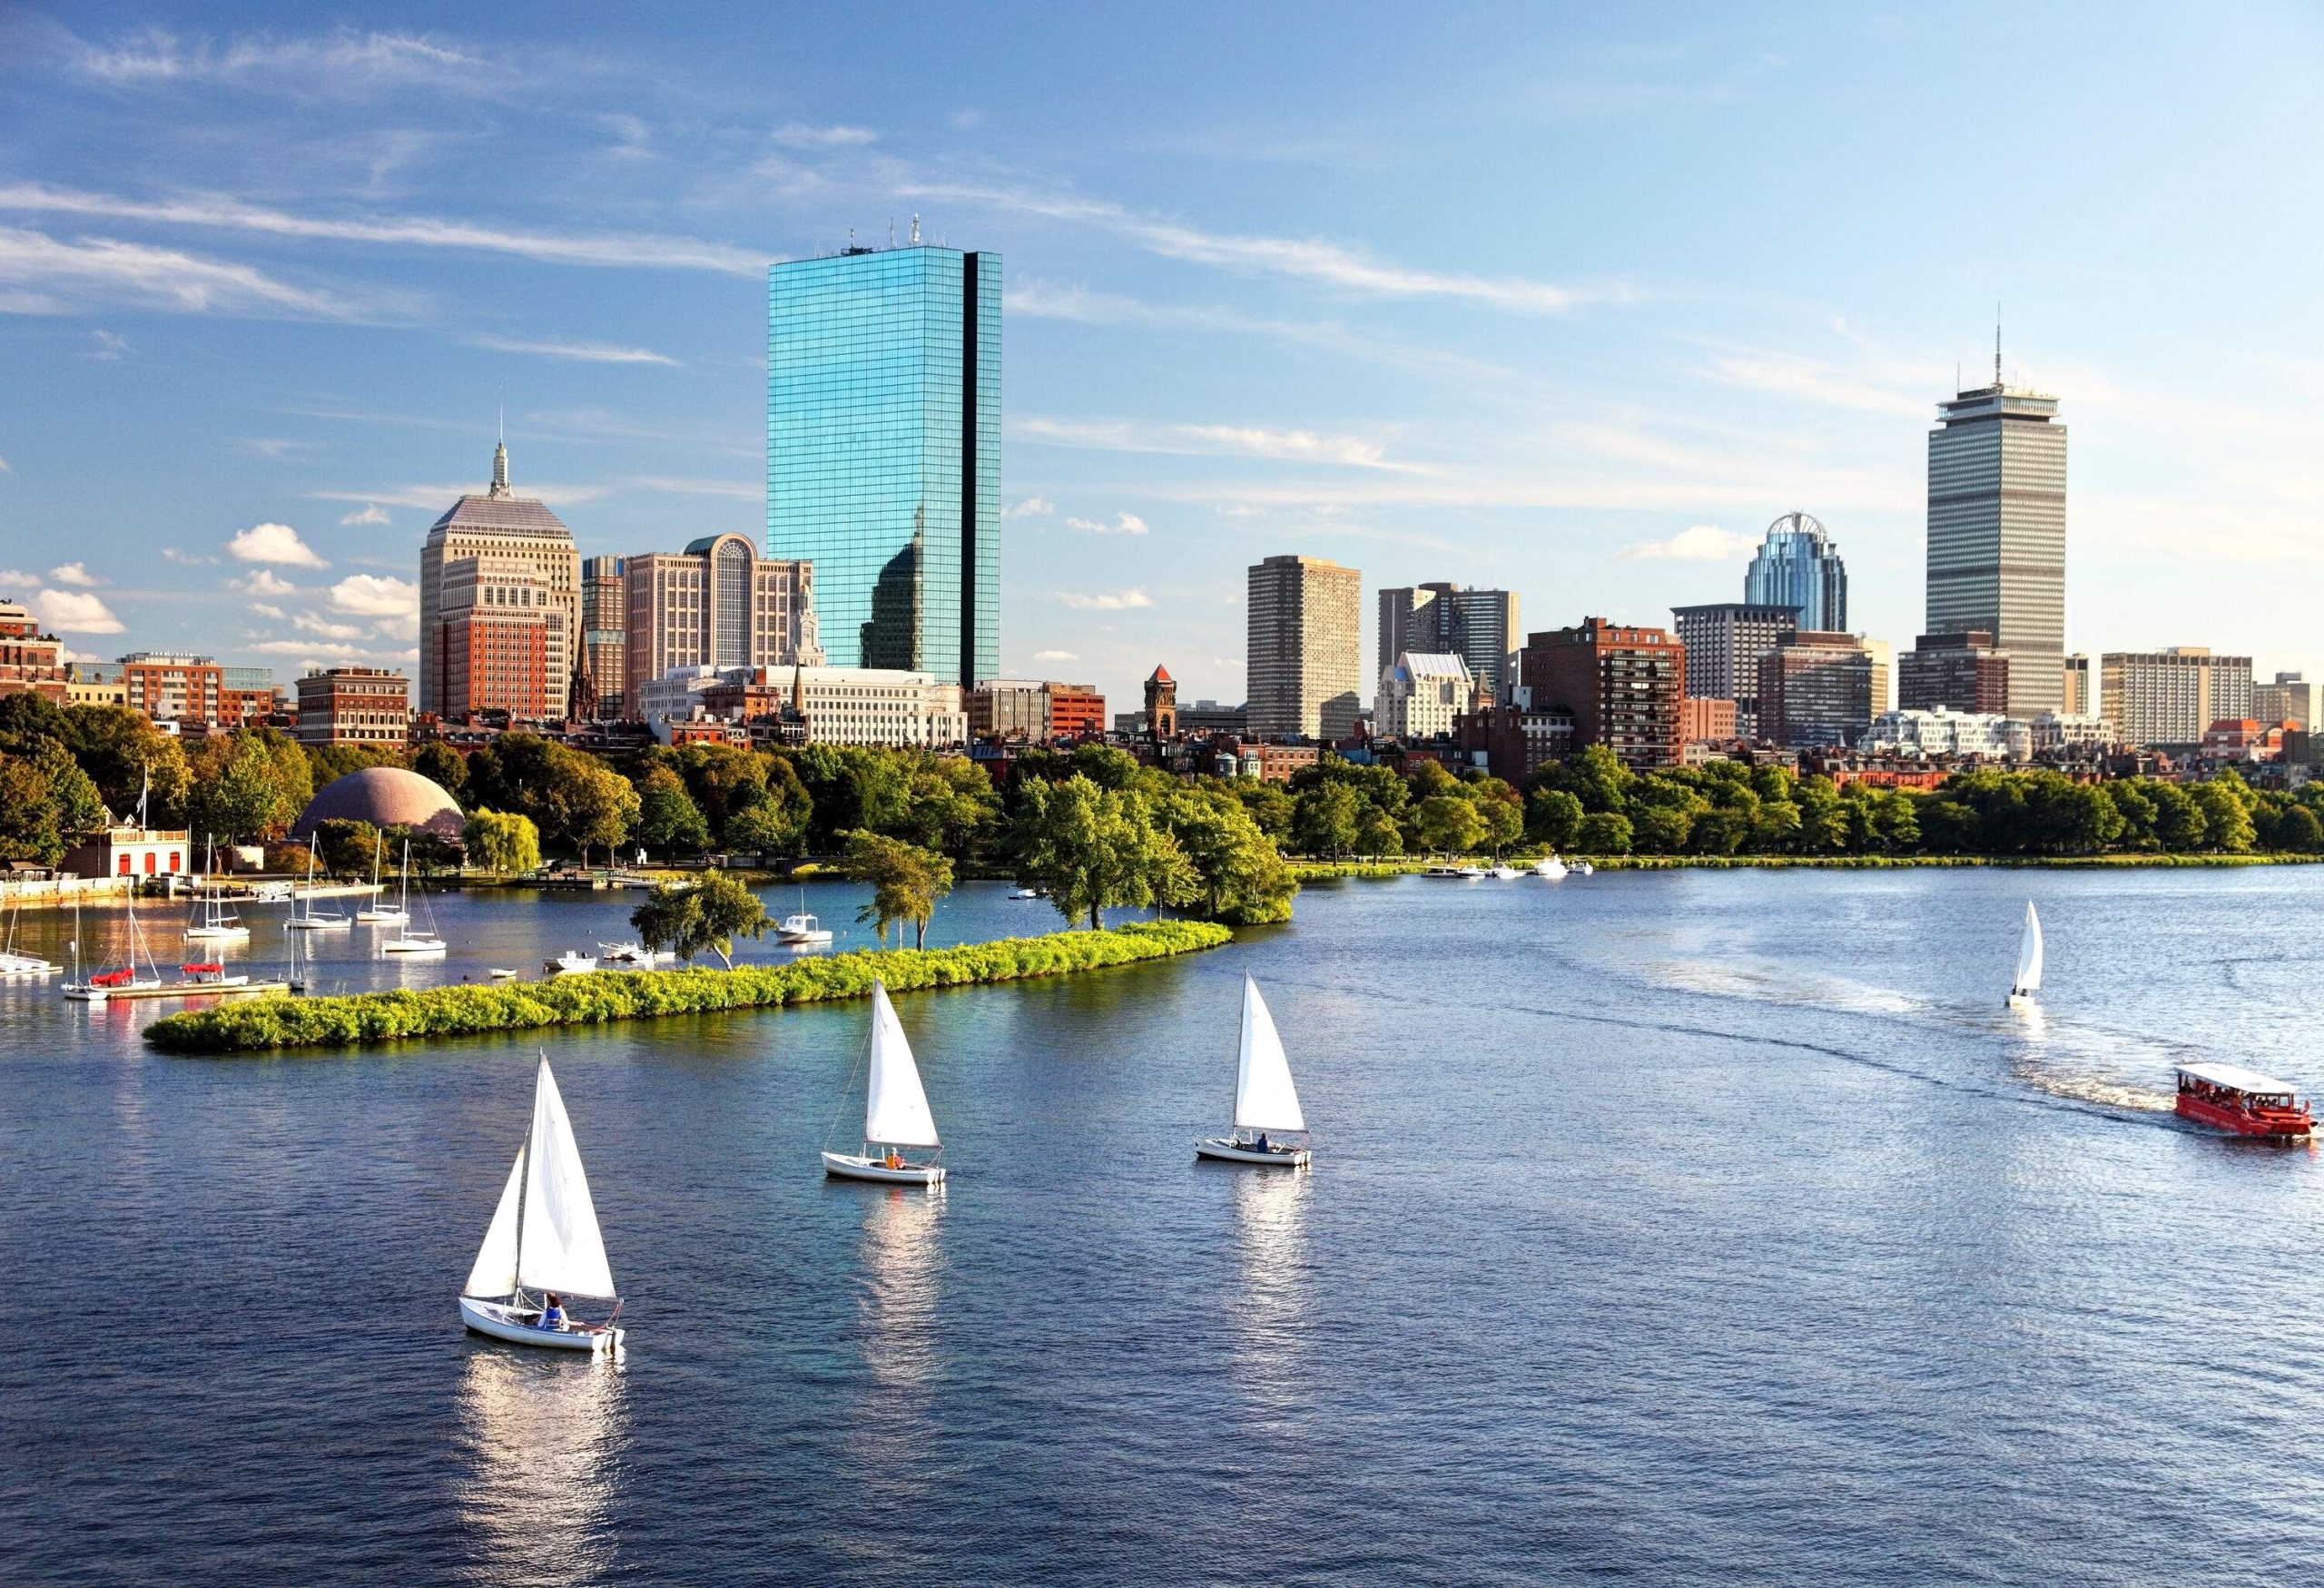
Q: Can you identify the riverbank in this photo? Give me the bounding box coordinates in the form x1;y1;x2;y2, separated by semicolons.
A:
141;920;1233;1055
1287;852;2322;877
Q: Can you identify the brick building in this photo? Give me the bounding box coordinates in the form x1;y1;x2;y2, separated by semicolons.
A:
1899;630;2012;714
296;667;411;747
0;599;66;704
1517;617;1684;770
434;556;552;719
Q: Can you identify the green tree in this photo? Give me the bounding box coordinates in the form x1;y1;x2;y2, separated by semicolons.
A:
1291;781;1362;857
1413;793;1486;856
412;742;468;798
464;808;542;876
1689;806;1748;855
1631;804;1694;853
1159;784;1295;924
2192;780;2255;853
1356;808;1403;860
29;738;104;840
55;705;191;824
1474;793;1524;856
1013;774;1196;929
628;872;771;968
0;755;64;865
547;752;640;864
1574;811;1632;855
2148;782;2207;852
1232;778;1296;842
1526;787;1584;850
312;818;384;880
634;766;712;854
192;735;301;843
844;830;958;948
2270;803;2324;853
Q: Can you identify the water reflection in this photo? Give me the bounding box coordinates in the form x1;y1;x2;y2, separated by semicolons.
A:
1227;1167;1312;1421
456;1346;627;1583
852;1186;946;1394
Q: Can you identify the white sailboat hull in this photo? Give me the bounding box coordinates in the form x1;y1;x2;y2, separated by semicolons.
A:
356;909;409;924
1195;1137;1310;1168
458;1296;623;1353
0;954;58;976
184;926;249;942
2006;991;2036;1010
822;1150;944;1186
287;919;346;931
381;937;447;954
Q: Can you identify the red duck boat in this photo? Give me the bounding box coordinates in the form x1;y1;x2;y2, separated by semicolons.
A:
2175;1062;2313;1140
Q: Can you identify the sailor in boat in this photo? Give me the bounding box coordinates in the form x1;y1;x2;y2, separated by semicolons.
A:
539;1293;566;1332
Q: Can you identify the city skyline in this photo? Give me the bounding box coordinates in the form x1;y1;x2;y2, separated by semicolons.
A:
7;6;2324;715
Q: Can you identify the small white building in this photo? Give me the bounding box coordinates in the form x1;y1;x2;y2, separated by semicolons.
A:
2029;712;2121;754
1860;705;2029;760
1374;651;1473;741
638;664;966;749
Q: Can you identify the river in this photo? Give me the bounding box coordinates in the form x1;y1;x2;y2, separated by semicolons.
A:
5;867;2323;1583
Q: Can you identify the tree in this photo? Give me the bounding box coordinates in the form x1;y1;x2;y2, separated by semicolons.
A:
1233;779;1296;842
628;872;771;968
1291;782;1361;857
306;743;405;786
191;735;302;843
29;739;104;840
2191;780;2255;853
844;830;958;948
1356;808;1403;860
313;818;384;880
1159;784;1295;924
634;767;711;854
412;742;468;798
724;794;803;858
2270;804;2324;853
1527;787;1583;851
1574;811;1632;855
1631;804;1694;854
55;705;191;824
1474;794;1523;856
464;808;542;876
1013;774;1196;929
1412;793;1486;856
1689;806;1748;856
0;755;64;865
2148;782;2207;852
547;753;639;865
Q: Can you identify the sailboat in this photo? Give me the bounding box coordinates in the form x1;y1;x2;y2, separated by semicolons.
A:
822;981;945;1186
2007;900;2043;1010
0;889;57;975
380;841;447;954
355;833;409;924
289;835;347;930
1196;976;1312;1168
184;839;250;942
63;890;163;1001
458;1056;625;1353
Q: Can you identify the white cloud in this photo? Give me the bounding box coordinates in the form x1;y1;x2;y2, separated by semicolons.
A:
372;614;420;642
339;504;391;527
950;109;986;131
1032;649;1078;662
0;183;766;278
227;522;327;567
1013;416;1404;469
771;123;876;148
1054;588;1155;611
1617;524;1760;562
240;438;302;458
327;573;419;617
31;589;123;633
471;334;679;366
66;26;487;90
1001;496;1054;518
0;225;360;319
0;569;33;586
231;568;300;597
47;562;98;587
293;611;367;639
161;547;216;565
249;603;287;620
1064;513;1149;536
90;329;128;360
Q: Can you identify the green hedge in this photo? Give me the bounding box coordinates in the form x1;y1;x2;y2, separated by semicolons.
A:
144;921;1233;1056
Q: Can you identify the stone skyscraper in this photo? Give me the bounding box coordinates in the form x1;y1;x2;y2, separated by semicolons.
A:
1926;345;2066;717
1248;555;1362;740
419;439;580;720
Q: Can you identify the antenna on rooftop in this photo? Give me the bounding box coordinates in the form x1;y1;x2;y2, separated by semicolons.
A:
911;213;921;244
888;217;895;248
1994;302;2003;389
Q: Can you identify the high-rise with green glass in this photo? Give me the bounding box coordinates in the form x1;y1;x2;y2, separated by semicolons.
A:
767;241;1000;687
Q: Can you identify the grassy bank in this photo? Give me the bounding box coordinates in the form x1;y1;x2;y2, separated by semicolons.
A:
1289;852;2322;876
144;920;1233;1057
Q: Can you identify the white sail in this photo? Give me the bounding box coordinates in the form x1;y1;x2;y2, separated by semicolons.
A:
2014;901;2044;994
1233;976;1306;1133
517;1058;617;1297
862;981;940;1148
464;1151;524;1298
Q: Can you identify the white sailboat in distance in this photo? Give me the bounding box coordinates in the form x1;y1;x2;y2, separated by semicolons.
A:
458;1056;625;1353
379;841;447;955
355;833;408;924
2007;900;2044;1011
1196;976;1312;1168
822;981;946;1186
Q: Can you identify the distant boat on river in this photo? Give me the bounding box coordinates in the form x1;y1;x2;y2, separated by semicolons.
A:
822;981;946;1186
1196;976;1311;1169
2007;901;2043;1010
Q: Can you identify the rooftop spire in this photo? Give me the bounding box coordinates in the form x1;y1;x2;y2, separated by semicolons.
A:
1994;303;2003;389
489;431;510;499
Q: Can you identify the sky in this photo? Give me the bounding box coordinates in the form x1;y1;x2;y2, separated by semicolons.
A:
5;2;2324;713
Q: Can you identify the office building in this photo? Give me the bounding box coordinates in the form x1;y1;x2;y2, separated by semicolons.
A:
1861;706;2027;760
0;599;66;704
118;653;222;724
579;555;627;721
1899;631;2013;715
968;678;1105;741
1375;652;1474;742
420;439;581;718
1456;699;1575;784
1247;555;1363;740
1758;631;1878;750
1379;584;1520;701
2254;671;2322;730
2063;653;2093;716
768;238;999;686
1670;602;1797;740
295;666;409;747
220;666;280;726
621;534;820;716
2100;648;2253;747
1743;512;1847;631
639;663;964;749
1680;696;1738;743
1927;358;2067;716
64;661;125;709
433;556;551;719
1519;616;1684;770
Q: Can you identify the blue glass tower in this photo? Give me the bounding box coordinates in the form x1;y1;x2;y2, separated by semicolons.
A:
1742;511;1847;632
768;242;1000;686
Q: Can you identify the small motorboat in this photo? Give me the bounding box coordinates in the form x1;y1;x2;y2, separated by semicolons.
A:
1454;864;1486;879
458;1055;625;1353
775;912;833;946
1571;861;1594;876
1532;854;1568;879
822;981;946;1186
487;967;521;980
1196;976;1312;1169
2175;1062;2313;1140
597;942;675;969
1009;886;1046;901
546;951;598;977
1489;864;1522;880
2006;900;2043;1010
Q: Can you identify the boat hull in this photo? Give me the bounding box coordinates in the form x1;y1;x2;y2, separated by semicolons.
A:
822;1150;944;1186
2006;992;2036;1011
1195;1137;1310;1168
381;940;447;954
184;927;249;942
2176;1095;2313;1140
458;1296;623;1352
355;911;409;925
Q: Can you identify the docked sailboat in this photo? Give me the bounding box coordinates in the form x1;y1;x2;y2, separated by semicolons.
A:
379;842;447;955
184;841;249;942
1196;976;1311;1168
822;981;945;1186
2007;900;2043;1010
0;892;57;975
458;1056;625;1353
63;893;162;1001
289;836;348;930
355;833;409;924
1489;864;1522;880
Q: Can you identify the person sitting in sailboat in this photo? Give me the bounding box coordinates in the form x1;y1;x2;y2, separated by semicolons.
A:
538;1293;566;1331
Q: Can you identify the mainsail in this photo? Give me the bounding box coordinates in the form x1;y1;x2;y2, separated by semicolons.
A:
862;981;940;1149
2014;901;2044;995
497;1057;618;1297
1233;976;1305;1133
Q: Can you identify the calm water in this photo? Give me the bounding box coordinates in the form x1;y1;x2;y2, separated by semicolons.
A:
6;868;2324;1584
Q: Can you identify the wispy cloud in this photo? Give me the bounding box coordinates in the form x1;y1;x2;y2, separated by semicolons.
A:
1054;588;1155;611
292;611;367;639
1616;524;1759;561
227;522;327;567
339;505;391;527
472;334;679;366
771;123;877;149
161;547;217;565
1032;648;1077;661
1013;415;1406;469
0;225;362;318
1001;496;1054;519
231;568;300;597
619;476;758;500
240;438;303;458
89;329;129;359
64;25;487;91
1064;512;1149;536
0;184;766;277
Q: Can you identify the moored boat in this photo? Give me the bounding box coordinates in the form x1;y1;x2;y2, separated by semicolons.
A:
822;981;945;1186
1532;854;1568;879
355;833;409;924
1489;864;1522;880
1196;975;1311;1169
546;951;597;976
184;841;249;942
2006;900;2043;1010
63;893;163;1001
288;836;348;930
774;912;832;946
458;1055;625;1353
597;941;674;968
2175;1062;2313;1140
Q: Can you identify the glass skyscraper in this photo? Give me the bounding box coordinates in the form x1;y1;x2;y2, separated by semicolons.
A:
1742;511;1847;632
768;242;1000;686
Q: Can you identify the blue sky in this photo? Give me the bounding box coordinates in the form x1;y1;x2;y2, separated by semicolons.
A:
5;3;2322;712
